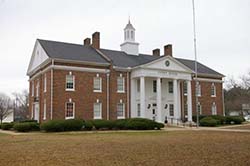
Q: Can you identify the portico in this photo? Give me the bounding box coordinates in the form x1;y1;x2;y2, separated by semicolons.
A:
130;56;194;124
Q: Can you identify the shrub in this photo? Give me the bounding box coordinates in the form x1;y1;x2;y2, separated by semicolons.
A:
20;120;38;123
13;122;40;132
92;120;114;130
125;118;164;130
225;116;244;124
113;119;128;130
83;120;93;130
41;119;84;132
1;122;14;130
63;119;84;131
192;115;207;123
209;115;226;125
200;117;218;127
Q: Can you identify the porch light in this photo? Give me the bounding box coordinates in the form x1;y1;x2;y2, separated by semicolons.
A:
147;104;151;109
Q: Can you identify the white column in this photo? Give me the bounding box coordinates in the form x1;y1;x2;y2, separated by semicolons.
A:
130;78;136;117
140;77;145;118
187;80;193;122
177;80;181;120
157;77;162;122
173;79;179;122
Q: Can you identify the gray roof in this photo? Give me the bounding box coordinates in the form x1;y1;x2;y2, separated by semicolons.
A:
38;39;109;64
38;39;224;77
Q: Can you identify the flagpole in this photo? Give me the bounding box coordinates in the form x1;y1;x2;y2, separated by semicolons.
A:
192;0;199;127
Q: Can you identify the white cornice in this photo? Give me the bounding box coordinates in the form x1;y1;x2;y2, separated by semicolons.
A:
193;77;223;83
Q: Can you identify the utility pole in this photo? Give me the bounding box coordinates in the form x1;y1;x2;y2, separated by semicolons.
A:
192;0;199;127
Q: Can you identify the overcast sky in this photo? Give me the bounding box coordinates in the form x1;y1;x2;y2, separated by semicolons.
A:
0;0;249;96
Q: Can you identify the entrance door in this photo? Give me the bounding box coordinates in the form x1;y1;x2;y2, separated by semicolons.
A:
34;103;40;123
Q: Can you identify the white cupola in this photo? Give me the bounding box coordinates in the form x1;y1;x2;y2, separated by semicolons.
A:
120;19;139;55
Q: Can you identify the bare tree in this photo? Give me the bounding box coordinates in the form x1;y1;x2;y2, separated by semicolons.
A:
12;90;29;121
0;93;12;124
241;71;250;89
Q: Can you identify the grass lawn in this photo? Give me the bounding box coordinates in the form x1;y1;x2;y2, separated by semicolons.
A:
224;123;250;130
0;131;250;166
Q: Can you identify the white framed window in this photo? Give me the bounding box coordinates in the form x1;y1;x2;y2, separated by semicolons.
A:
211;83;216;97
66;74;75;91
211;102;217;115
117;102;125;119
44;73;47;92
153;80;157;93
183;81;187;95
169;104;174;116
196;82;201;97
197;102;202;115
168;81;173;93
36;81;39;97
137;103;141;117
43;99;46;120
65;101;75;119
93;74;102;92
117;74;125;93
94;101;102;119
137;79;140;92
31;81;34;97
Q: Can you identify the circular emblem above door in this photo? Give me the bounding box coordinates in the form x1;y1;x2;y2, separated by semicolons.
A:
165;60;170;67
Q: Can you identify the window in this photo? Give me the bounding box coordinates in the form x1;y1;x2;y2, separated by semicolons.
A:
94;102;102;119
153;80;157;93
169;104;174;116
44;73;47;92
117;103;125;119
131;31;134;39
168;81;173;93
36;81;39;97
212;102;217;115
94;75;102;92
66;74;74;91
43;99;46;120
137;103;141;117
127;30;129;39
31;81;34;97
197;102;202;115
117;75;125;92
211;83;216;97
137;79;140;92
183;81;187;95
184;103;188;117
65;102;74;119
196;82;201;96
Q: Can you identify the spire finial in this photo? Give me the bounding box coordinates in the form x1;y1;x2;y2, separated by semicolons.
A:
128;15;131;24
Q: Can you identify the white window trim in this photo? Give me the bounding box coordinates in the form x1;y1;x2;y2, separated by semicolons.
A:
43;99;46;120
93;76;102;93
211;83;216;97
94;102;102;119
36;81;39;97
183;81;188;96
44;73;47;92
196;82;201;97
212;102;217;115
65;102;75;120
169;104;174;117
65;75;75;91
117;76;125;93
117;103;125;119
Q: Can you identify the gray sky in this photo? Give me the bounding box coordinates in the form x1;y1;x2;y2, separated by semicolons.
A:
0;0;249;96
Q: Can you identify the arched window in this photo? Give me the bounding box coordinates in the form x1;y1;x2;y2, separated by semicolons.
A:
127;30;129;39
124;31;126;40
211;83;216;97
131;31;134;39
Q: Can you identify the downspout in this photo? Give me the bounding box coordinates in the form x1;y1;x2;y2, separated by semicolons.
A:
107;73;110;120
50;59;54;120
127;72;130;118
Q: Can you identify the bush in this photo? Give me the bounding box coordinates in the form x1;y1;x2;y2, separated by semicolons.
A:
125;118;164;130
113;119;128;130
200;117;218;127
225;116;244;124
13;122;40;132
20;120;38;123
208;115;226;125
1;122;14;130
41;119;84;132
91;120;114;130
83;120;93;130
192;115;207;123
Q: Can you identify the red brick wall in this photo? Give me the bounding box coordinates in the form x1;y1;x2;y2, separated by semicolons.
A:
191;80;223;115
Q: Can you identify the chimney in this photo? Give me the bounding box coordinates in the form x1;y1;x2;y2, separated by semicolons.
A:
84;38;91;46
92;32;100;49
152;48;160;56
164;44;172;56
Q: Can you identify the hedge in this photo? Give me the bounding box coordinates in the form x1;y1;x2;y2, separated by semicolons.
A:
225;116;244;124
125;118;164;130
200;117;219;127
1;122;14;130
13;122;40;132
41;119;84;132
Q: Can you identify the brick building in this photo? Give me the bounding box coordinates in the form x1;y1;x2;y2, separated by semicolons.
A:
27;20;224;123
